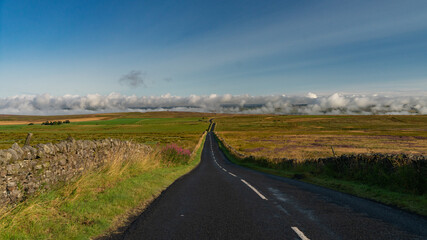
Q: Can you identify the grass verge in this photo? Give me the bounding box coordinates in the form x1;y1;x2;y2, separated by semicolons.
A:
0;133;206;240
214;133;427;216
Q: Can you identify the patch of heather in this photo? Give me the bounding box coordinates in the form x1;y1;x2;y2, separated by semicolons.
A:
161;143;191;164
245;147;265;153
334;144;357;148
271;146;291;154
247;138;261;142
311;143;324;147
413;136;427;140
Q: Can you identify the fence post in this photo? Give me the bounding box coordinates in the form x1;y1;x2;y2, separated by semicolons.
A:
25;133;33;146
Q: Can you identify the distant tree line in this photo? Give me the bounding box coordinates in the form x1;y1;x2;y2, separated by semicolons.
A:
40;120;71;126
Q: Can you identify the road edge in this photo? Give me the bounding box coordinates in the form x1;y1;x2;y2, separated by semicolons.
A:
95;132;207;240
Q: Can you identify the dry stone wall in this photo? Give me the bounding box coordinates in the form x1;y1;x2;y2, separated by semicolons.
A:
0;138;150;208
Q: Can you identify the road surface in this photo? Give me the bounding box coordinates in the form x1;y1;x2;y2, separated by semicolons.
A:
109;125;427;239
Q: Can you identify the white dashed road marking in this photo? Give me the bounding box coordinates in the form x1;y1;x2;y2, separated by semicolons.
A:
291;227;310;240
240;179;268;200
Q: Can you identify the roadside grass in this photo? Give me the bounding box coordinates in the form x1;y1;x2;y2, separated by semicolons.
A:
214;115;427;161
0;112;212;150
0;112;210;239
0;133;206;240
215;134;427;216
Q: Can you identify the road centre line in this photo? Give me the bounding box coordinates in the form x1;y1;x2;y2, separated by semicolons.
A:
209;136;238;178
240;179;268;200
212;152;233;175
291;227;310;240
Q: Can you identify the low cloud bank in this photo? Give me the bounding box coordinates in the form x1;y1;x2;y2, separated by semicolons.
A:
0;92;426;115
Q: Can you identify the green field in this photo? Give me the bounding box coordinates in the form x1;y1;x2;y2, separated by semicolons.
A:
0;112;213;151
214;115;427;160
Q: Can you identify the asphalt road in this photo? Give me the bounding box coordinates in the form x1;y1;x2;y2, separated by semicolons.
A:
110;125;427;240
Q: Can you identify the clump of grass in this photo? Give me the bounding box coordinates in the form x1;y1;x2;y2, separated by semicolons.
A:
161;143;192;165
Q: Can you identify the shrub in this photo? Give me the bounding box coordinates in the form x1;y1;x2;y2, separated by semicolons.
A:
41;121;64;126
161;143;191;164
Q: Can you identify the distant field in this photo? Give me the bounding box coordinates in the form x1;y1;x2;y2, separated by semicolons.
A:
3;113;426;158
214;115;427;160
0;112;213;150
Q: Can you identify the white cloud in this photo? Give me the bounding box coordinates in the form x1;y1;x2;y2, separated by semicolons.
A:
0;92;425;115
306;92;318;99
323;93;349;108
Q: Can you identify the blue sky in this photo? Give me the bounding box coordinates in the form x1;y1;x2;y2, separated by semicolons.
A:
1;0;427;98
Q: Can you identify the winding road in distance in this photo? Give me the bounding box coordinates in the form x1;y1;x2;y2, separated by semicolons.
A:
109;123;427;240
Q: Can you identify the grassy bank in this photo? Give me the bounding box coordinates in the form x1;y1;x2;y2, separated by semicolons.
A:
214;133;427;216
0;133;206;239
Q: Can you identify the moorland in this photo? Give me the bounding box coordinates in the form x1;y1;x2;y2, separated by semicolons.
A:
213;114;427;215
0;112;425;239
214;115;427;160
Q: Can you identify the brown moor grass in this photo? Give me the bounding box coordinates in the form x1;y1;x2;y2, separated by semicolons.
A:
214;115;427;161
